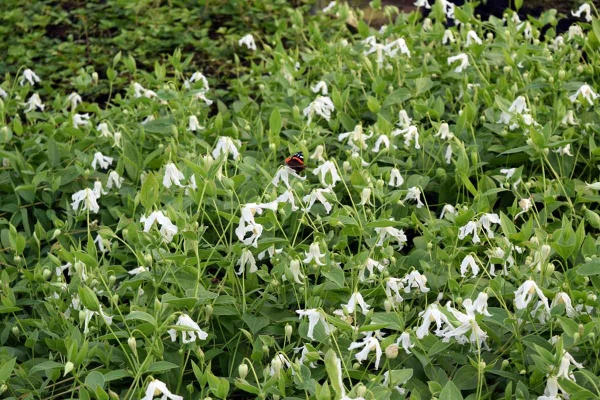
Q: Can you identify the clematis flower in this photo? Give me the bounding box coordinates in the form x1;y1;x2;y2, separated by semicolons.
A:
568;24;584;39
538;376;563;400
404;186;424;208
235;202;278;247
187;115;204;131
385;278;404;304
289;260;305;284
440;204;457;219
514;198;532;219
389;168;404;187
572;3;592;22
71;188;100;213
397;332;414;354
296;309;332;340
67;92;82;109
20;68;41;86
556;349;584;381
303;96;335;122
184;72;209;90
553;144;573;156
142;379;183;400
73;113;90;128
436;123;453;140
322;1;336;13
465;30;483;46
413;0;431;9
514;279;550;312
551;292;577;318
93;180;107;198
313;161;342;187
348;330;383;369
128;266;148;275
344;291;370;315
311;81;328;95
460;254;480;278
193;91;213;105
310;145;326;162
236;249;257;275
442;29;456;45
416;304;452;339
212;136;241;160
81;305;113;334
272;166;305;189
94;234;107;252
24;93;44;112
359;258;387;282
442;303;489;348
106;171;124;190
392;125;420;149
96;122;111;138
0;87;7;98
303;242;326;266
447;53;469;73
569;84;599;105
163;163;185;188
561;110;577;125
91;152;113;170
168;314;208;344
479;213;501;237
372;134;392;153
133;82;156;98
375;226;407;249
276;190;299;211
359;188;372;206
338;125;372;152
239;34;257;50
141;211;178;243
401;270;429;294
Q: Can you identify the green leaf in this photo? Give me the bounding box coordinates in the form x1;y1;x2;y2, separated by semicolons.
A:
78;286;100;312
140;172;159;209
577;259;600;276
269;108;282;136
554;215;576;261
84;371;105;391
439;380;463;400
125;311;157;327
241;314;269;335
324;350;344;398
0;357;16;382
367;96;381;113
146;361;179;373
29;361;64;376
143;117;175;134
207;370;230;400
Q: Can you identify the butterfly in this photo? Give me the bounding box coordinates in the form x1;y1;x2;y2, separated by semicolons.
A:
284;151;306;173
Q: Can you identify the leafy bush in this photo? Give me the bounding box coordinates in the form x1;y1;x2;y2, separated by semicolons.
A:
1;1;600;399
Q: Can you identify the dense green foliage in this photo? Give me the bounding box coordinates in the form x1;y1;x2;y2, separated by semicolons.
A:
1;1;600;399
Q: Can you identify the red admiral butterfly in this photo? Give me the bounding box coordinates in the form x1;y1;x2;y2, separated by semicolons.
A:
285;152;306;173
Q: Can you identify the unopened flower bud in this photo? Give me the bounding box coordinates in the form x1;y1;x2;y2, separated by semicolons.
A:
12;326;19;336
356;383;367;397
285;324;293;341
64;361;75;376
128;337;137;355
239;363;249;379
384;300;392;313
385;344;399;359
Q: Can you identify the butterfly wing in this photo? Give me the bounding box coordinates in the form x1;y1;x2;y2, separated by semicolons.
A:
285;152;306;173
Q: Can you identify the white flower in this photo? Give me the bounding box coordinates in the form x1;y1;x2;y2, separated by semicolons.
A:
442;29;456;45
397;332;414;354
24;93;44;112
20;69;41;86
185;72;209;90
397;110;412;128
67;92;82;109
586;182;600;191
359;258;387;282
436;123;453;140
322;1;336;13
310;145;326;162
313;161;342;187
106;171;124;190
385;38;411;58
392;125;420;149
464;292;493;317
359;187;372;206
311;81;328;95
553;144;573;156
375;226;407;249
561;110;578;125
385;278;404;304
73;113;90;128
514;198;532;219
500;168;516;180
303;188;333;214
389;168;404;187
538;376;561;400
128;266;148;275
416;304;452;339
401;270;429;293
348;330;383;369
514;280;550;312
94;234;107;252
276;190;299;211
142;379;183;400
168;314;208;344
568;24;584;39
440;204;457;219
93;180;107;198
272;166;304;189
413;0;431;8
97;122;111;138
71;188;100;213
133;82;156;98
90;152;113;171
479;213;501;238
557;350;584;381
239;34;257;50
235;202;278;247
303;96;335;122
0;87;7;98
458;220;480;243
338;125;373;152
212;136;241;160
296;309;332;340
442;303;488;348
372;134;392;153
569;84;599;105
465;30;483;46
303;242;325;266
236;249;257;275
194;91;213;105
187;115;204;131
163;163;185;188
447;53;469;73
344;291;370;315
460;254;480;278
258;245;282;261
141;211;178;243
81;305;113;334
289;260;305;284
572;3;592;22
551;292;577;318
404;186;424;208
